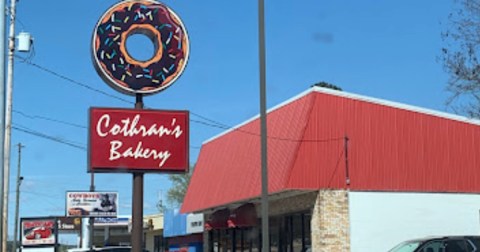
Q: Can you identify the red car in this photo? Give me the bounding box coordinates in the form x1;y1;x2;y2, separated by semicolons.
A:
25;227;52;240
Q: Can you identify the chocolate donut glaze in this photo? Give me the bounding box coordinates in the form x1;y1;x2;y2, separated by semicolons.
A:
92;0;189;95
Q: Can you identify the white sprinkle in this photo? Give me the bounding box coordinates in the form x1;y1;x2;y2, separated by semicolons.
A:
136;74;143;78
120;57;124;64
101;51;105;60
175;27;180;33
112;64;116;71
111;13;115;22
163;67;169;73
169;54;176;59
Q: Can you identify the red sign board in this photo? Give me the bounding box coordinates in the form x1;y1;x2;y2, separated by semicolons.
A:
21;218;56;246
89;108;189;173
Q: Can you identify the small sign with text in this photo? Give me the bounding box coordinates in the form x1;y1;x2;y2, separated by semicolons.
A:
89;108;189;173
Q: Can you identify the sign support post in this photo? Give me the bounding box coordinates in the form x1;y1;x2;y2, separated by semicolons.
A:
90;2;190;252
132;94;144;252
89;173;95;251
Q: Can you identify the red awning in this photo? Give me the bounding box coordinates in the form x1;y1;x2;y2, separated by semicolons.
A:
227;203;257;228
204;208;230;230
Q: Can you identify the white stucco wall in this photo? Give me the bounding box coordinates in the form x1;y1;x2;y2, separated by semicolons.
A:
349;191;480;252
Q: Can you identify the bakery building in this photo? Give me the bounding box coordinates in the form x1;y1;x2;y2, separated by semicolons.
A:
181;87;480;251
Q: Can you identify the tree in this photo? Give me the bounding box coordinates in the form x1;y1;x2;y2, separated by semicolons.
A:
441;0;480;118
311;81;342;91
166;170;191;208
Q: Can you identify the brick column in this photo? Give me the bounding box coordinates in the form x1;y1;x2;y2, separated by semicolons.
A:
311;189;350;251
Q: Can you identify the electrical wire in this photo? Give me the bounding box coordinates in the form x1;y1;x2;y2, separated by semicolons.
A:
12;124;87;151
13;110;204;150
15;55;345;144
15;55;134;105
327;147;346;188
20;190;65;210
14;110;86;129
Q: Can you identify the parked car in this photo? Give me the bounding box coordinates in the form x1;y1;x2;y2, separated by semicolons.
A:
388;236;480;252
25;226;52;240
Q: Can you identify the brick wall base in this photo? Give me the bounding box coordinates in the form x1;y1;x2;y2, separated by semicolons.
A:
311;189;350;252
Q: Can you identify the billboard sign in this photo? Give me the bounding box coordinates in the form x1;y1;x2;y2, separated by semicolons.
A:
56;217;82;232
89;108;189;173
21;218;56;246
94;217;130;226
66;191;118;217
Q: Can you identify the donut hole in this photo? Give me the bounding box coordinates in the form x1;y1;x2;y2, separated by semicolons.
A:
125;29;158;62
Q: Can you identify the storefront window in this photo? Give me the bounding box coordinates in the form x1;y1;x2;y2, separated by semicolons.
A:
303;213;312;250
153;235;164;252
269;217;280;252
207;212;311;252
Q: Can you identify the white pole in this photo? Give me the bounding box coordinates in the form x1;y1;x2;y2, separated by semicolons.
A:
2;0;16;250
0;0;7;250
81;218;90;249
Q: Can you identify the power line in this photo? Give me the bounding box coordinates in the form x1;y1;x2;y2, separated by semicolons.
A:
13;110;86;129
20;190;65;210
15;56;345;144
14;55;243;132
13;110;204;149
15;55;134;105
12;124;87;151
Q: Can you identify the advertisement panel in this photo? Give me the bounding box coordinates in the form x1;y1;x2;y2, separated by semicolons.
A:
21;218;56;246
94;217;130;226
89;108;189;173
56;217;82;232
66;191;118;217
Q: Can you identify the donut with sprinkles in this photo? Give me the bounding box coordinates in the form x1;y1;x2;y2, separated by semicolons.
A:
92;0;189;95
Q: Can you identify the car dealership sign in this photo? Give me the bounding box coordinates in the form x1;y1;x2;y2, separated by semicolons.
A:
66;191;118;217
21;218;56;246
89;108;189;172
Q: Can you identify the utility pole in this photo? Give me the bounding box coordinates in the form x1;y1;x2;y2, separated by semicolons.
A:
0;0;7;250
12;143;24;252
2;0;17;250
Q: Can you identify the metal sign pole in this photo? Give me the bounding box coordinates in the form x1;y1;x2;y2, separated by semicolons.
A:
89;172;95;251
258;0;269;251
132;94;144;252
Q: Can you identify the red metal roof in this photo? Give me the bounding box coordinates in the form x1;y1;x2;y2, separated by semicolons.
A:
181;88;480;213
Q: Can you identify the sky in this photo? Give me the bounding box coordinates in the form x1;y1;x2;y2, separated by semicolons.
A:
4;0;460;243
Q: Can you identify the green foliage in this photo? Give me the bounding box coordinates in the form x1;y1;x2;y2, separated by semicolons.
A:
311;81;343;91
166;171;191;208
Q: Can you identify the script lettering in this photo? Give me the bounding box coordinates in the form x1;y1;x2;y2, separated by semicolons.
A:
96;114;183;138
109;140;171;167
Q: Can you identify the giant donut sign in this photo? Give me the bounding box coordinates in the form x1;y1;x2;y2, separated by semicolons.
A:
92;0;189;95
